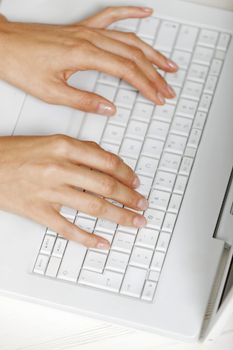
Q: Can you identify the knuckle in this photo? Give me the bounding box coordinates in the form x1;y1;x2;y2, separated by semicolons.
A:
105;152;121;171
84;235;99;248
88;199;106;217
42;161;63;178
123;59;137;75
86;141;99;148
51;134;72;156
132;48;145;62
101;177;117;196
127;32;138;41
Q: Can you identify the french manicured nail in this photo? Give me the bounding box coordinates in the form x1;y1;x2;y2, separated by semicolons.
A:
133;215;147;228
97;103;115;116
96;240;110;250
157;92;166;104
167;59;179;70
166;84;176;98
142;7;153;13
132;175;140;188
137;198;149;211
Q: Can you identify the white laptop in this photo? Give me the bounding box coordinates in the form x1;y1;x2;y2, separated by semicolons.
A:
0;0;232;342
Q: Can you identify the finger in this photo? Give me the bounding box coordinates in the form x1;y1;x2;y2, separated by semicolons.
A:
48;81;116;116
56;188;147;228
59;164;149;211
85;31;175;98
56;138;140;189
78;6;153;28
45;207;111;249
99;29;179;73
73;42;166;105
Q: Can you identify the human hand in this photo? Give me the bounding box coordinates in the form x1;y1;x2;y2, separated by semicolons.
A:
0;135;148;248
0;6;178;116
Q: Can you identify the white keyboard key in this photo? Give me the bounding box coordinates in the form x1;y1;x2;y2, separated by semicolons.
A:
174;175;188;195
115;89;136;108
110;107;131;127
118;222;138;235
171;116;192;137
159;153;181;173
95;219;117;235
132;102;154;122
115;18;139;31
101;142;119;155
187;128;202;148
126;120;147;140
156;232;171;251
83;251;107;273
79;269;123;292
120;138;142;159
45;256;61;278
112;231;135;254
34;254;49;275
193;111;207;130
217;32;231;51
162;213;177;233
75;217;96;233
95;83;116;101
184;146;197;158
102;124;125;145
150;251;166;271
204;75;218;94
176;25;198;52
137;175;153;197
153;171;176;192
144;209;165;230
193;46;214;65
198;29;218;48
166;69;186;87
141;281;157;301
130;246;153;269
171;50;191;70
79;113;106;143
46;228;57;237
121;266;147;297
57;241;86;282
176;98;198;118
137;93;153;104
153;104;175;123
148;270;160;282
136;156;158;177
98;73;119;86
214;49;226;60
209;59;223;76
165;134;187;155
135;228;159;249
138;17;160;38
182;81;203;101
149;189;170;211
169;86;181;105
147;120;169;141
40;235;56;255
52;238;67;258
141;138;164;159
106;251;129;273
122;156;137;170
179;157;193;176
199;93;212;112
155;21;179;52
168;194;182;214
187;64;208;83
60;206;77;221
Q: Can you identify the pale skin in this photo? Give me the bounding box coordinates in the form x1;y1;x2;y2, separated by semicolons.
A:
0;6;178;249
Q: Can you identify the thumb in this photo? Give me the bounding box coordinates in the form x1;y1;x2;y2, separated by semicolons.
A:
50;82;116;116
78;6;153;29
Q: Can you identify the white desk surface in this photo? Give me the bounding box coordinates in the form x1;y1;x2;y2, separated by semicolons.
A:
0;0;233;349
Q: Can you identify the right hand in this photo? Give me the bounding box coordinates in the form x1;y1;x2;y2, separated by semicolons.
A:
0;135;148;249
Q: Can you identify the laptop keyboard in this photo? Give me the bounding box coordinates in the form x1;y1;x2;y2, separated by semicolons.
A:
33;15;231;302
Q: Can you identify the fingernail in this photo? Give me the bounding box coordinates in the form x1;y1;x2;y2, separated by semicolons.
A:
132;175;140;188
166;84;176;98
167;59;179;70
96;240;110;250
137;198;149;211
97;103;115;116
157;92;166;104
142;7;153;13
133;215;147;228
